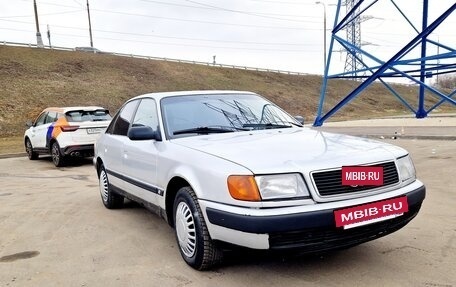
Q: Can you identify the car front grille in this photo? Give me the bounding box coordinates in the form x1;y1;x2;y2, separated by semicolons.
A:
311;161;399;197
268;204;421;251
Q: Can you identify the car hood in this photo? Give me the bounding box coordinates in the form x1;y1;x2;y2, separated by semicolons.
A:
171;127;407;174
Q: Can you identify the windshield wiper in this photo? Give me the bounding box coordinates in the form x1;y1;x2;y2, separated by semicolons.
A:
173;126;243;135
288;121;303;127
242;123;293;129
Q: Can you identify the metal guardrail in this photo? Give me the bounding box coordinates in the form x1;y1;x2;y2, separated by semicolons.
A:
1;40;307;76
2;40;74;52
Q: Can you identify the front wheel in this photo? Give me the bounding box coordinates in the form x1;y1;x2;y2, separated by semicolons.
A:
173;186;223;270
51;142;66;167
99;165;124;209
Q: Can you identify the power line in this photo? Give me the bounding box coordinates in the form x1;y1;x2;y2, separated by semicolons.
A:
91;8;319;28
17;0;81;9
0;27;318;52
181;0;320;18
5;14;451;41
0;9;83;19
0;19;312;46
247;0;314;4
18;0;321;20
140;0;319;22
9;0;317;30
71;0;84;7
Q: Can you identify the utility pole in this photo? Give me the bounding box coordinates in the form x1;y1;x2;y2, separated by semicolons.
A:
436;35;440;85
47;24;51;48
33;0;44;47
86;0;94;47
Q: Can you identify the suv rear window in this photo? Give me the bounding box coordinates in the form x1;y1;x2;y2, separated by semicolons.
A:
65;109;111;122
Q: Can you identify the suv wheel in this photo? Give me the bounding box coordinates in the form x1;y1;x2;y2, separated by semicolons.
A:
51;142;66;167
25;139;38;160
99;165;124;209
173;186;223;270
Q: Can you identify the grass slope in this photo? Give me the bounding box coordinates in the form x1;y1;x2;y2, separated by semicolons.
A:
0;45;452;140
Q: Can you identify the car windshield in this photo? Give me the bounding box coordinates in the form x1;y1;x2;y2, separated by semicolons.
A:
66;109;111;122
161;93;301;139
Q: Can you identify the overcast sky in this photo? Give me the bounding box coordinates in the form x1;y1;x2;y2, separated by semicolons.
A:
0;0;454;76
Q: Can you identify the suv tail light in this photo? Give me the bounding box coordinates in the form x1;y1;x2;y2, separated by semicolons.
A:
61;125;80;132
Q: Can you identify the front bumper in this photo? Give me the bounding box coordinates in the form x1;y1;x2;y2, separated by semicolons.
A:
202;182;425;251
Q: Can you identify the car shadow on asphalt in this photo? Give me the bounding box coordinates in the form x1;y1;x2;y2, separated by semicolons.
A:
212;244;376;273
96;194;374;270
221;245;347;265
37;156;94;167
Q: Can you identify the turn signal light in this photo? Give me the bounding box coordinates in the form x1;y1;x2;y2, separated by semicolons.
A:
227;175;261;201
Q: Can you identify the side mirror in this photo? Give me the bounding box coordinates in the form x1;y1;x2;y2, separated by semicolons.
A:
127;126;162;141
26;120;33;128
294;116;305;125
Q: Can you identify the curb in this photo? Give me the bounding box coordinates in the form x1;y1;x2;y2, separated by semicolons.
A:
0;153;27;159
359;135;456;141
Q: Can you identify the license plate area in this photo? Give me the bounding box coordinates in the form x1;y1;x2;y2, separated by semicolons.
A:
86;128;104;134
334;196;408;229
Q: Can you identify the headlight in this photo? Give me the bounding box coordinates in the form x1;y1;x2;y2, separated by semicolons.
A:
255;173;310;200
396;155;416;182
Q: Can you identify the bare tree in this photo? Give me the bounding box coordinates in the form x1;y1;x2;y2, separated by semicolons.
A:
436;73;456;90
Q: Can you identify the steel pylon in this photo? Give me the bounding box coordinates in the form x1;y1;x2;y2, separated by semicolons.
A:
314;0;456;126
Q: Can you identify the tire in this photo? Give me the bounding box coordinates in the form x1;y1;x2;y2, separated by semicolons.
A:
98;165;124;209
25;138;38;160
51;141;66;167
173;186;223;270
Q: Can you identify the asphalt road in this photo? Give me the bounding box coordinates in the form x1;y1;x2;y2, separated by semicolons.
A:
0;139;455;287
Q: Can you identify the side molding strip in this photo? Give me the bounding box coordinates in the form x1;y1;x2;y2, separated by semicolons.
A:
106;169;164;196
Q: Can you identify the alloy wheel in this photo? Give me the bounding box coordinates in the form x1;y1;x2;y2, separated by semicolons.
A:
51;144;60;165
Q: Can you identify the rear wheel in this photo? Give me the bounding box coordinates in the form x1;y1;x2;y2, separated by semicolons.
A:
173;186;223;270
99;165;124;209
25;138;38;160
51;142;66;167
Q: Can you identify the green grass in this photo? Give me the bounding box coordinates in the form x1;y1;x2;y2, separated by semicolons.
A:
0;45;454;141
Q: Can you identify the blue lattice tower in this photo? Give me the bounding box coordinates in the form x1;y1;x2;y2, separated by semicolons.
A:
314;0;456;126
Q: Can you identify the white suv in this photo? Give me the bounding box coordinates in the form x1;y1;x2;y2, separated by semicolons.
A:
25;106;111;167
94;91;425;270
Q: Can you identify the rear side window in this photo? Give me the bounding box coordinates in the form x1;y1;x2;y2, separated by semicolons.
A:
65;109;111;122
45;112;58;124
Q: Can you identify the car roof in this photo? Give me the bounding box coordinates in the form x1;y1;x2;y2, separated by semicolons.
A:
75;47;100;50
129;90;257;102
43;106;107;113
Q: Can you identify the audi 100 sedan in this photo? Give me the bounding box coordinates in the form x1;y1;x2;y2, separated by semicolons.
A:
93;90;425;270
